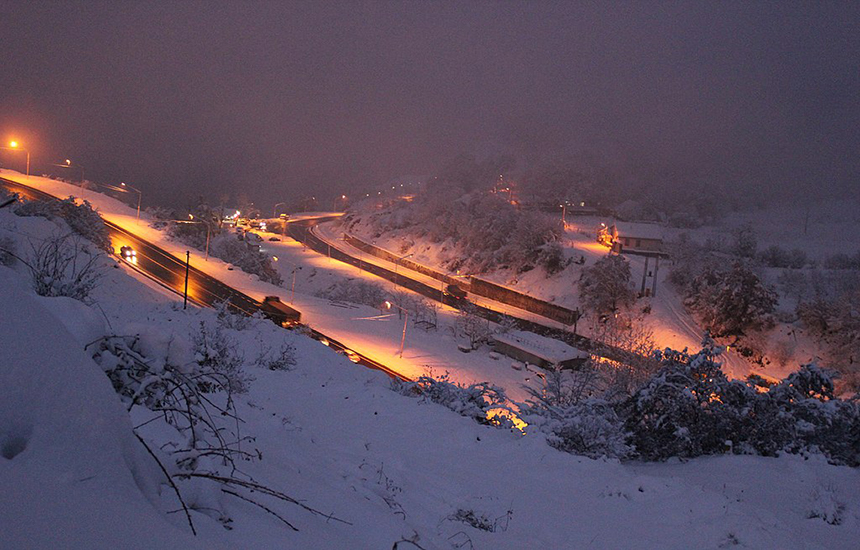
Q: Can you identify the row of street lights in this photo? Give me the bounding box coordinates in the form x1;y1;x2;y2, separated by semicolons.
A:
1;139;145;223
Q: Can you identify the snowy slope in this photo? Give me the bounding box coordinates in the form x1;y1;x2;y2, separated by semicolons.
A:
1;187;859;549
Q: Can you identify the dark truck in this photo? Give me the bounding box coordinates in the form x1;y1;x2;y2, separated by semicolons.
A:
444;284;467;301
259;296;301;327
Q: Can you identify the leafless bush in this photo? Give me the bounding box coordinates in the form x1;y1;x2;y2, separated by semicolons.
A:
193;322;252;394
25;232;104;303
0;235;16;266
89;335;346;535
455;304;491;349
390;289;437;329
255;341;298;371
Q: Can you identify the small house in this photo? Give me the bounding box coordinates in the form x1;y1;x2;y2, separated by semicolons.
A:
491;330;588;370
602;221;664;254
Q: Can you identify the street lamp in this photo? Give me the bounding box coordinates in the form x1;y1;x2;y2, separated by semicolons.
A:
273;202;286;218
56;159;85;186
384;300;409;358
120;182;142;221
100;181;143;222
278;259;302;303
393;252;413;289
172;219;210;261
333;194;347;211
1;141;30;178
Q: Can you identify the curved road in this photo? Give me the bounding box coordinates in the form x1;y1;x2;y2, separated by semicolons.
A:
286;217;644;365
0;176;408;381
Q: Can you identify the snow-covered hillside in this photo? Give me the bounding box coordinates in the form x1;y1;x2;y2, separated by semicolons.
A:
2;176;859;549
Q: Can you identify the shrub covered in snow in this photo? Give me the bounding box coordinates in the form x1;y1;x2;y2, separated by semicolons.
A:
208;232;283;285
393;373;512;427
621;347;757;460
14;196;112;251
520;398;632;459
619;348;860;465
24;232;105;303
192;321;252;394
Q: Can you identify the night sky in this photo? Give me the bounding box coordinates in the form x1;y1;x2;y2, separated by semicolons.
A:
1;1;857;210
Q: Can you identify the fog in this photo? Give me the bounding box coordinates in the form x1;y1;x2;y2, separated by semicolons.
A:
0;1;857;210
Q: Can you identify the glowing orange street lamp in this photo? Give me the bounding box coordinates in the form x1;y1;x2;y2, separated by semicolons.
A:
2;141;30;178
384;300;409;358
119;182;142;222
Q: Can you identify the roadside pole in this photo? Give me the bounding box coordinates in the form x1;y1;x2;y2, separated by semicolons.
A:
184;251;190;309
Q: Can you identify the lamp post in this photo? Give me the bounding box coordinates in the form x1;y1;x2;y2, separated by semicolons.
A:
173;219;211;261
384;300;409;358
120;182;142;221
2;141;30;178
333;194;346;211
57;159;85;186
100;181;143;222
394;252;413;289
273;202;286;218
184;251;190;309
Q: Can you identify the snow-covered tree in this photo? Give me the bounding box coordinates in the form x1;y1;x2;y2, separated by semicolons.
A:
622;347;757;460
685;262;777;337
208;233;283;285
731;224;757;259
578;254;636;317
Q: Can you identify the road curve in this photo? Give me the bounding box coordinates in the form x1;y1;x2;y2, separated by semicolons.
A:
0;176;409;381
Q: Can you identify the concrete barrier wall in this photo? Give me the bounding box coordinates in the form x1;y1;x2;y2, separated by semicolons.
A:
344;234;463;288
468;277;580;325
344;233;580;326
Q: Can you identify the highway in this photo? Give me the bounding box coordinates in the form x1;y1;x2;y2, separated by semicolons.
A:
286;217;604;350
0;176;409;381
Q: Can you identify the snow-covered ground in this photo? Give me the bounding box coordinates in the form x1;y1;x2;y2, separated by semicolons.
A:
2;195;858;549
0;170;553;399
342;199;860;384
333;214;761;379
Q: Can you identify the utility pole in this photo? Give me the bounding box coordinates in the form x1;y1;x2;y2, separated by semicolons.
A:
640;256;650;296
183;251;190;309
651;255;660;298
